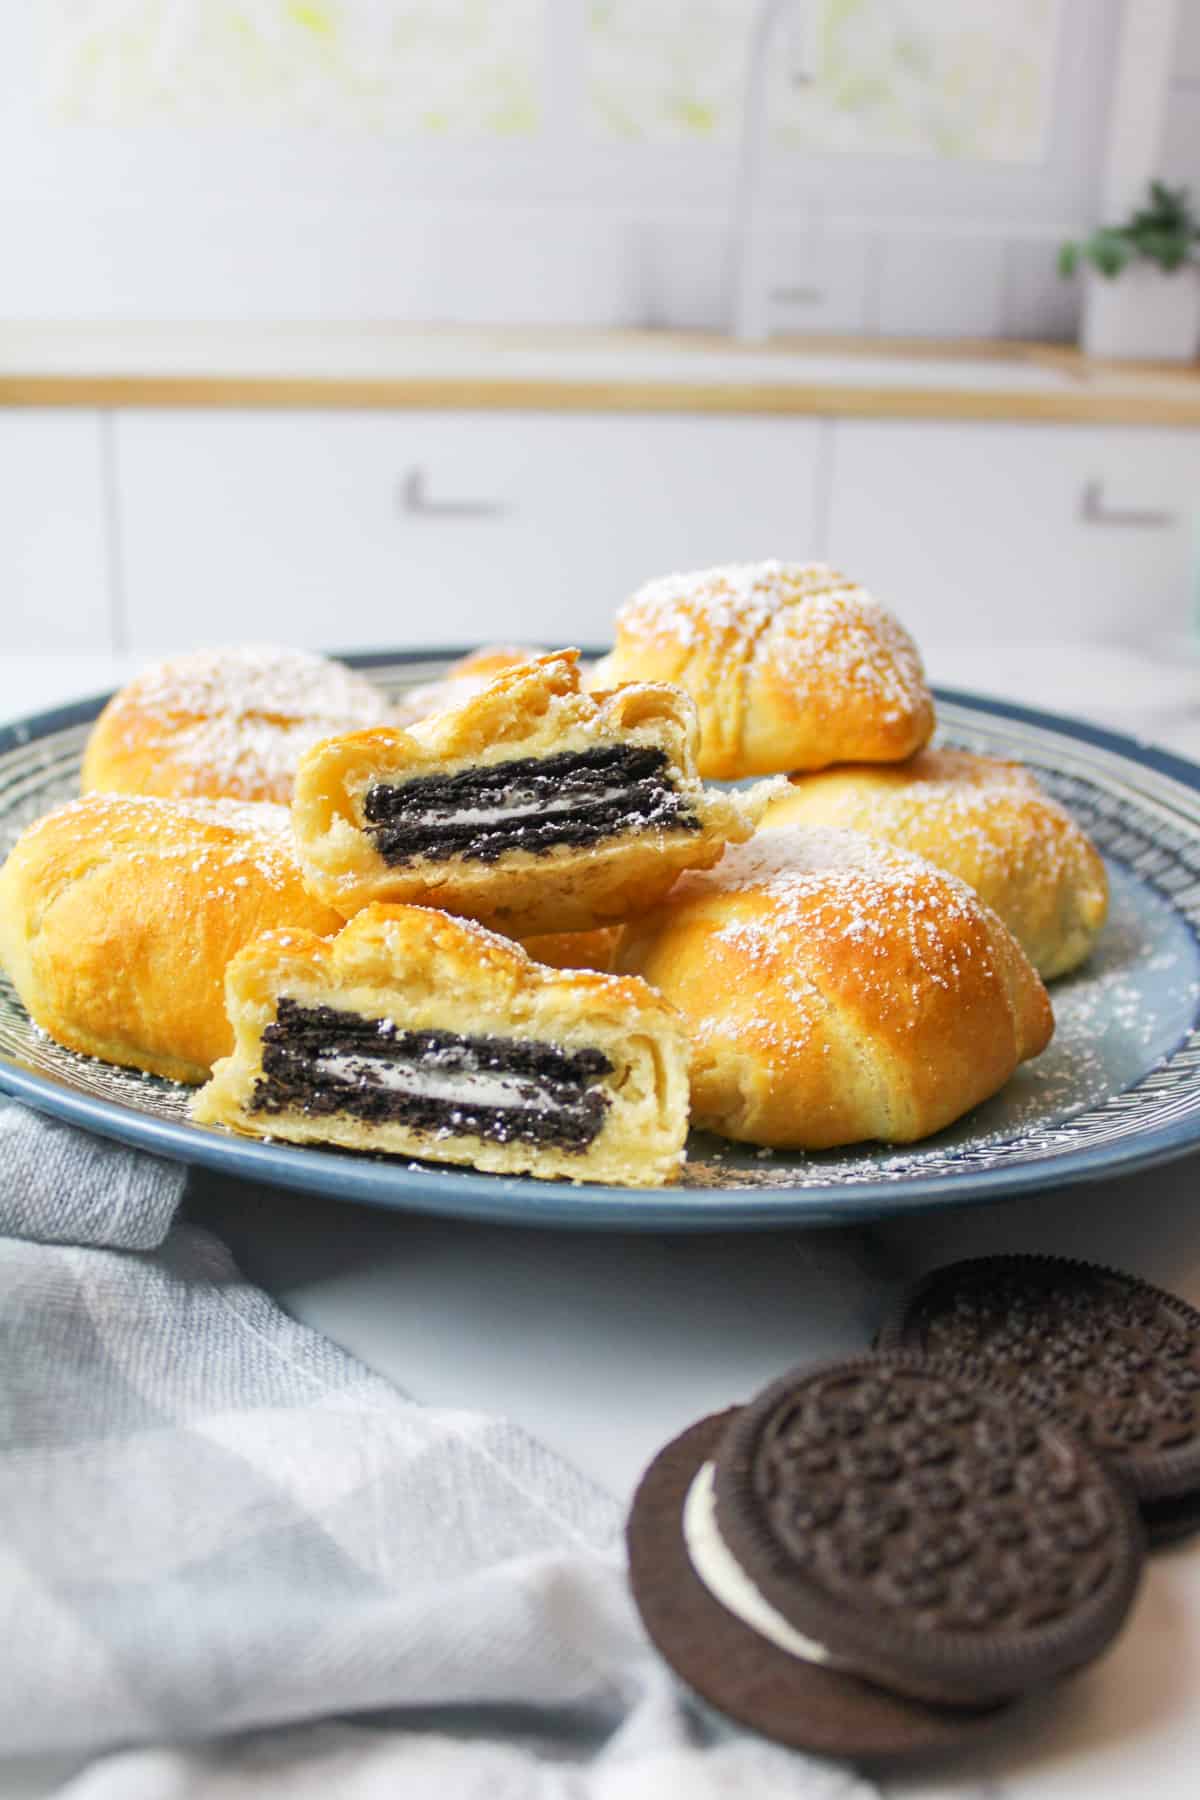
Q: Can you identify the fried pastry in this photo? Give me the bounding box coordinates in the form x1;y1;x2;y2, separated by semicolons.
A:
762;748;1108;979
391;645;542;726
82;645;389;805
591;561;934;779
519;927;624;972
0;794;342;1082
291;650;757;934
616;825;1052;1150
192;904;690;1187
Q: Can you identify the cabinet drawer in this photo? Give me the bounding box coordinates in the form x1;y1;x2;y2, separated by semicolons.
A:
114;411;822;652
0;412;112;651
827;421;1200;648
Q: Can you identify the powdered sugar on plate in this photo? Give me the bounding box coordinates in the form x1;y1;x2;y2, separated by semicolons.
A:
683;860;1200;1189
4;664;1200;1213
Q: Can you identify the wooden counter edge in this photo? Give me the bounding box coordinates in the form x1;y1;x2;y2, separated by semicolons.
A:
2;372;1200;426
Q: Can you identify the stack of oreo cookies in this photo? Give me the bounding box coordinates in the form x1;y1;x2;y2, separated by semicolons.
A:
628;1255;1200;1760
878;1256;1200;1549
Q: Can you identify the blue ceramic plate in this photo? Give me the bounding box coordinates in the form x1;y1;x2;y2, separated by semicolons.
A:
2;651;1199;1229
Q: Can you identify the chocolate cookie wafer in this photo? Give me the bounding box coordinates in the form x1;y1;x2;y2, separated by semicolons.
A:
626;1355;1143;1759
878;1256;1200;1545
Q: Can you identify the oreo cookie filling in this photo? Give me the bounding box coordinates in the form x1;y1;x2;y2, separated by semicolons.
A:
362;744;700;866
250;1000;613;1151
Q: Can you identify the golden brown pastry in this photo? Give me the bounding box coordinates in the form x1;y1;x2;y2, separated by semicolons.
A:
0;794;342;1082
82;645;390;805
616;825;1053;1150
519;927;624;972
291;650;759;935
391;645;542;726
192;904;690;1187
762;748;1108;980
591;561;935;779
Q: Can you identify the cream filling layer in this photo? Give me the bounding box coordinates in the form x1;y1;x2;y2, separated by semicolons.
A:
682;1461;832;1666
402;784;632;828
311;1052;562;1113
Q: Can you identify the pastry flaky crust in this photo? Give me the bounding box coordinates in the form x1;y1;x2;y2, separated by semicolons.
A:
193;903;691;1187
616;825;1053;1151
591;561;935;779
763;748;1109;980
291;650;758;935
81;645;389;805
0;794;343;1083
391;645;542;726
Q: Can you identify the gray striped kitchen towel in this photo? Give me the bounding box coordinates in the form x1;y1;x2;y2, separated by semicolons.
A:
0;1098;865;1797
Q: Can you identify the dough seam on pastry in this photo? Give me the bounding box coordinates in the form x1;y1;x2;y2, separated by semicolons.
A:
617;824;1053;1151
600;562;935;780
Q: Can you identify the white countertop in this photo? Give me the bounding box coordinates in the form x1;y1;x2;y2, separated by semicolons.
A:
185;1156;1200;1800
4;645;1200;1799
0;323;1078;390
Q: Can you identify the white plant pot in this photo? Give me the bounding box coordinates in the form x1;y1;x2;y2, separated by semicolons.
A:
1081;264;1200;361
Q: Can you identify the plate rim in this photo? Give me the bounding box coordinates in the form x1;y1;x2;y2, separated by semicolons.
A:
2;655;1199;1231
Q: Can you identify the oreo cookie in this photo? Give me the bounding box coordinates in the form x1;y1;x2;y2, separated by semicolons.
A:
626;1355;1143;1759
878;1256;1200;1545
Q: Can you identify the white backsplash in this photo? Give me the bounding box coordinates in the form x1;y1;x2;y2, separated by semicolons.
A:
3;2;1194;341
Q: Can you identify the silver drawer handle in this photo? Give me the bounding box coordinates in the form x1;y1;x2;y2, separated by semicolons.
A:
398;467;509;519
770;285;826;304
1079;479;1176;529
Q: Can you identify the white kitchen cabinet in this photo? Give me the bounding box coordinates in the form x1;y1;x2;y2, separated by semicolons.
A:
113;411;822;652
826;421;1200;648
0;411;112;651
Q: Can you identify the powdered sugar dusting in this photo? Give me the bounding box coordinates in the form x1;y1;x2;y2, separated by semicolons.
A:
101;645;389;798
770;749;1094;903
622;560;844;644
128;645;386;725
667;826;991;1050
763;584;929;725
606;562;931;766
622;559;809;651
685;861;1200;1189
24;792;305;895
618;561;926;709
677;822;978;923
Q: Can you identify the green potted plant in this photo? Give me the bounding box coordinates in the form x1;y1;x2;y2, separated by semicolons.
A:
1059;181;1200;361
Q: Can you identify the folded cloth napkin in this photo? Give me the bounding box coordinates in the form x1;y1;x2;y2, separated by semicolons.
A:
0;1098;870;1798
0;1101;186;1249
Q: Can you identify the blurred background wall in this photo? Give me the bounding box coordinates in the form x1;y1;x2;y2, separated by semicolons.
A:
3;1;1200;733
7;0;1195;339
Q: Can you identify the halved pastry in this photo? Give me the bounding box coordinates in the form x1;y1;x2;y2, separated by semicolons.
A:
291;650;757;935
82;645;390;805
192;904;690;1187
591;561;934;779
0;794;343;1082
616;825;1053;1150
762;748;1109;979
